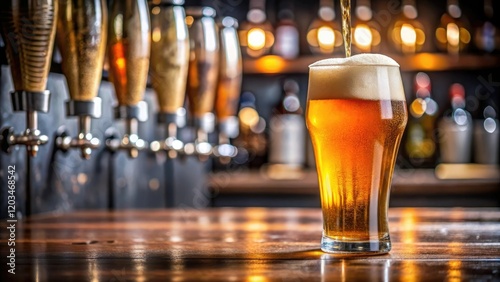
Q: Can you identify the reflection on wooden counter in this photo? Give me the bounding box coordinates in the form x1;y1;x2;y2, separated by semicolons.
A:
208;168;500;207
4;208;500;280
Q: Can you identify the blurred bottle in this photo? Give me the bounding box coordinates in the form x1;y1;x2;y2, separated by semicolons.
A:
273;0;299;59
437;83;473;163
267;79;305;178
307;0;343;55
435;0;471;54
404;72;439;168
233;92;267;168
351;0;381;53
473;99;499;164
474;0;499;53
239;0;274;58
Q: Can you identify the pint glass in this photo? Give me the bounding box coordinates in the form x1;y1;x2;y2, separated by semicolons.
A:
306;54;408;254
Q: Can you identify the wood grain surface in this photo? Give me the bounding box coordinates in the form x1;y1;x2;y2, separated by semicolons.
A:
1;207;500;281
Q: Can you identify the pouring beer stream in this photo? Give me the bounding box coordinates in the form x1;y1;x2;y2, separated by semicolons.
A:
341;0;352;57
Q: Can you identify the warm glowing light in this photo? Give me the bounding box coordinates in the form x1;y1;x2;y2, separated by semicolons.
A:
151;6;160;15
410;98;426;118
77;173;88;185
401;209;417;245
247;275;268;282
185;15;194;27
255;55;285;73
307;24;342;54
239;107;259;128
306;29;318;47
401;24;417;46
436;19;471;54
447;23;460;46
247;27;266;50
415;29;425;45
447;259;462;282
460;28;471;43
436;27;447;43
402;261;418;282
354;24;372;48
317;26;335;48
152;27;161;42
116;57;125;71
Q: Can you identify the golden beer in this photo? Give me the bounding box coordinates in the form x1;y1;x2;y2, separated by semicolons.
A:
306;54;407;254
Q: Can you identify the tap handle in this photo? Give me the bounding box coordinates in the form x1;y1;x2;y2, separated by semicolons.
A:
1;0;57;92
185;7;219;125
56;0;107;102
107;0;150;107
215;16;242;127
150;1;190;116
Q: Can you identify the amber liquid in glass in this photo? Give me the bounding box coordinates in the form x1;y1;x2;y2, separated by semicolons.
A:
307;99;407;242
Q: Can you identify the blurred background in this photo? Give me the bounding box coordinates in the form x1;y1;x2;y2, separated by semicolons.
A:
0;0;499;218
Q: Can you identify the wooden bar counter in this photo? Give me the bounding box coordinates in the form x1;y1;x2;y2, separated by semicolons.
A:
2;207;500;280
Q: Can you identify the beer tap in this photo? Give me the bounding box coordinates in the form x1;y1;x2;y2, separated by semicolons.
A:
184;7;219;161
54;0;107;159
105;0;151;158
0;0;57;157
213;16;242;163
149;0;190;158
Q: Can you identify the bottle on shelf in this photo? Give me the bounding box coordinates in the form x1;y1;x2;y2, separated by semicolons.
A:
474;0;499;53
273;0;299;59
404;72;439;168
437;83;473;164
351;0;381;54
233;92;267;168
388;0;426;54
473;98;499;164
307;0;343;55
435;0;471;54
239;0;274;58
267;79;306;179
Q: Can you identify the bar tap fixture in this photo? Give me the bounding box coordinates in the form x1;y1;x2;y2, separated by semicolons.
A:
184;7;219;161
54;0;107;159
0;0;58;157
105;0;151;158
149;0;189;158
213;16;242;163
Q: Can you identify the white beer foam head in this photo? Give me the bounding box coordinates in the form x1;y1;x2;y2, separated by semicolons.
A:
308;54;406;101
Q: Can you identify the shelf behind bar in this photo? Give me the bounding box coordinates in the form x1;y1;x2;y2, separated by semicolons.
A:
0;47;498;76
242;53;500;74
208;168;500;196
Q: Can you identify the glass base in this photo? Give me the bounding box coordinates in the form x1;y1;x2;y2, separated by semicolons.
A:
321;234;391;255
